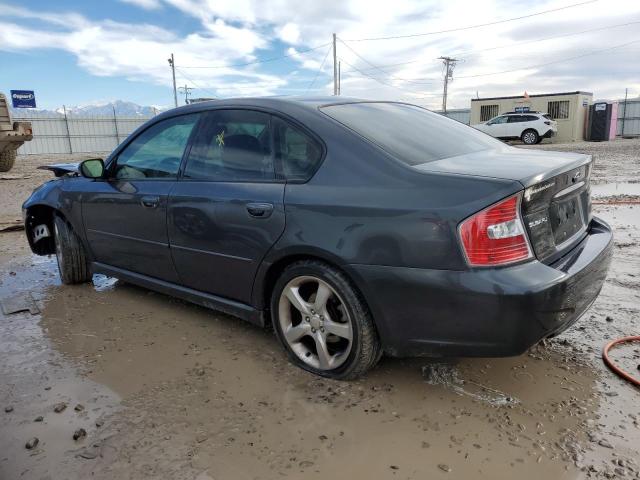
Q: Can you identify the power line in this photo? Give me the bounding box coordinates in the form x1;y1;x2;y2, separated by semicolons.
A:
338;58;441;98
306;44;333;94
456;38;640;78
174;68;219;98
178;42;331;69
454;19;640;58
337;38;439;84
341;58;422;74
343;0;598;41
338;19;640;75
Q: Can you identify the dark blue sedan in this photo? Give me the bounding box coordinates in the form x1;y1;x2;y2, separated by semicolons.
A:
23;97;612;379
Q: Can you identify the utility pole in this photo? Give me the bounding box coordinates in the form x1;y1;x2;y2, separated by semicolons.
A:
333;33;338;96
338;61;341;95
178;84;194;105
168;53;178;108
439;56;458;113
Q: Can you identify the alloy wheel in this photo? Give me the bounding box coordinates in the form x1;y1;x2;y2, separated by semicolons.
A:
523;131;536;144
278;275;353;371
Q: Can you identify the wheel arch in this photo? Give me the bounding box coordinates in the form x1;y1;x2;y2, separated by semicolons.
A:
253;248;375;329
521;128;540;142
24;204;61;255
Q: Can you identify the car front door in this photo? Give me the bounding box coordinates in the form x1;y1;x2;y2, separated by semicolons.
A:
167;109;285;304
82;113;200;282
486;115;509;137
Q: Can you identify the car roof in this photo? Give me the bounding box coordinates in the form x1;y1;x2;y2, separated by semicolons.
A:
155;95;377;120
502;111;545;115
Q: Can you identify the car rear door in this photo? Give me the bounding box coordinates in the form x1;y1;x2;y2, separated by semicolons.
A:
506;115;525;137
167;109;285;304
82;113;200;282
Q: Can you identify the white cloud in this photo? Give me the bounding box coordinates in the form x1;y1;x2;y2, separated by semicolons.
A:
1;0;640;106
277;23;301;44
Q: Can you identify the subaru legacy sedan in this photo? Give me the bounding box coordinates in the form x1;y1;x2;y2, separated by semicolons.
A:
23;97;612;379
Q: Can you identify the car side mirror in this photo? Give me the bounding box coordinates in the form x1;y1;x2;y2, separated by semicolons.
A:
79;158;105;179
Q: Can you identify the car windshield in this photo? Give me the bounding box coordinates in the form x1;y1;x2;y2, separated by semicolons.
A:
320;102;503;166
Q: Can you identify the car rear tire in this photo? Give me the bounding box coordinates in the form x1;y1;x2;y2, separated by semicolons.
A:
521;129;539;145
54;215;91;284
271;260;381;379
0;150;17;172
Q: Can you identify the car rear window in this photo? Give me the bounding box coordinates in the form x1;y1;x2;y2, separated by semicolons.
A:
320;102;502;166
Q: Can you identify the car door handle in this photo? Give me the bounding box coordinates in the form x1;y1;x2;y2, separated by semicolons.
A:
246;202;274;218
141;195;160;208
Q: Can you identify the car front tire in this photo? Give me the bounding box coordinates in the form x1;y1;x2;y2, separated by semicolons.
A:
521;129;539;145
271;260;381;379
54;215;91;285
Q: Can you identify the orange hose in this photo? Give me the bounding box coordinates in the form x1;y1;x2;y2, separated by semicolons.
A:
602;336;640;387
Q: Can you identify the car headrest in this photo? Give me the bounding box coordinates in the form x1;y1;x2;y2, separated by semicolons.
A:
221;134;263;173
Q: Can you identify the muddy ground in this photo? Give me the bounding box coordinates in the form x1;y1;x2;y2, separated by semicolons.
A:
1;139;639;480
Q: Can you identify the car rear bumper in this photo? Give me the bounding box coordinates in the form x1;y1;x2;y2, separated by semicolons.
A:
348;217;613;358
543;129;556;138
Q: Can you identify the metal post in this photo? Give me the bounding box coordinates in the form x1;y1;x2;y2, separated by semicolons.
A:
338;61;341;95
169;53;178;108
332;33;338;96
112;105;120;147
621;88;628;137
62;105;73;154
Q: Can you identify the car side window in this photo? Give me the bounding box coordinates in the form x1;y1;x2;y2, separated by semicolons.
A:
274;117;322;181
114;114;199;180
489;116;508;124
183;110;274;182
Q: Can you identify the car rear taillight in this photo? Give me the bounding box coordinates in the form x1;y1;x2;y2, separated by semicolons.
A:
459;193;533;267
544;121;551;125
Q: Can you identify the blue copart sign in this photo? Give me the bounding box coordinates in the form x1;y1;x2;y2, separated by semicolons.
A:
10;90;37;108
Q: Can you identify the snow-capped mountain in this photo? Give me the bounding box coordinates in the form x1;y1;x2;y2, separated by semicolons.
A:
55;100;164;117
11;100;168;117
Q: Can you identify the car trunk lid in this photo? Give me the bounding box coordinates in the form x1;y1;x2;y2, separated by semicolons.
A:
521;161;592;263
413;147;593;263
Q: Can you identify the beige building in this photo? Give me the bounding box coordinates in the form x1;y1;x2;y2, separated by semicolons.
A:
470;91;593;142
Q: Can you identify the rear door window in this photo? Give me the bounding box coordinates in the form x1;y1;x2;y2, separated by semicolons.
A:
321;102;501;166
183;110;274;182
273;117;322;181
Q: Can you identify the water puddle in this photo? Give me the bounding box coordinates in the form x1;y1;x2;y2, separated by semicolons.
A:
422;362;519;406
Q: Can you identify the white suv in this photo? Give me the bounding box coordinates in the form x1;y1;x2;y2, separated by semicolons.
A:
472;112;558;144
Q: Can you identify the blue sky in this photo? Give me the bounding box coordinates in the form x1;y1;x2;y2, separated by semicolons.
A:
2;0;640;110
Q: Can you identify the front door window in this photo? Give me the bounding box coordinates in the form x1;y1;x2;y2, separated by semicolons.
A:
114;114;199;180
